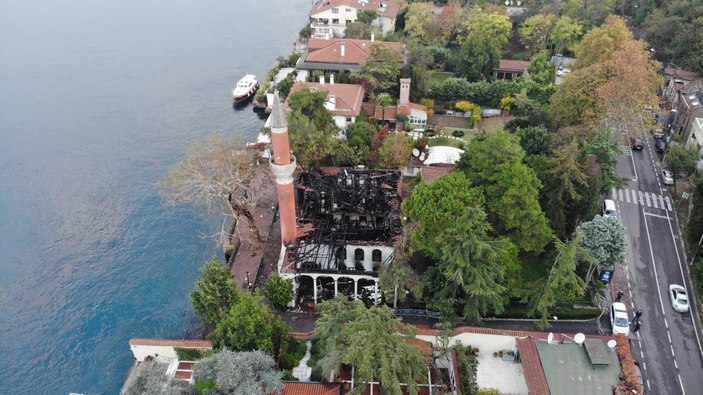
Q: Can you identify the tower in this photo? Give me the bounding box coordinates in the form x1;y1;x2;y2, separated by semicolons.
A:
268;92;298;246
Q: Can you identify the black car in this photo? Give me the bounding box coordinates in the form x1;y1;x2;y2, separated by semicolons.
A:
656;137;666;153
630;137;644;150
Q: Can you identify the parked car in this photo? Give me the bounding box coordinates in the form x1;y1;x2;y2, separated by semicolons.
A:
603;199;617;218
629;137;644;150
610;302;630;335
661;169;674;185
656;138;666;153
557;69;566;77
669;284;689;313
558;63;571;72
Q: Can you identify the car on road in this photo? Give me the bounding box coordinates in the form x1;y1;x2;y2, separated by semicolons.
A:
656;138;666;153
661;169;674;185
603;199;617;218
629;137;644;150
669;284;689;313
610;302;630;335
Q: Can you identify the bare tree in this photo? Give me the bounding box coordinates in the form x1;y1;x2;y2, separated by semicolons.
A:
159;135;262;246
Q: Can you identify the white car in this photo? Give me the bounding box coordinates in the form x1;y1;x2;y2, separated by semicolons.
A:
557;69;566;77
669;284;689;313
610;302;630;335
661;169;674;185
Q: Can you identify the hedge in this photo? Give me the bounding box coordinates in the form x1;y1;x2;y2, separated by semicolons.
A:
428;77;556;107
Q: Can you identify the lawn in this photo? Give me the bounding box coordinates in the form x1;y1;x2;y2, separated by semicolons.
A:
428;71;455;88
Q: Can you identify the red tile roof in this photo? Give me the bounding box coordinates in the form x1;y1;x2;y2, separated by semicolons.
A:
516;337;550;395
305;38;404;66
287;82;366;117
129;338;212;348
421;165;454;184
310;0;400;19
495;59;530;73
280;382;341;395
403;337;433;357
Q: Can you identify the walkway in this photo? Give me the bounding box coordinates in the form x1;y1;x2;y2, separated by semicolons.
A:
291;341;312;381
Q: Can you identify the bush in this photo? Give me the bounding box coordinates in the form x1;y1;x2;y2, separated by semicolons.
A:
452;130;465;138
174;347;212;361
279;353;298;370
288;53;300;66
282;370;299;381
310;366;323;382
455;345;478;394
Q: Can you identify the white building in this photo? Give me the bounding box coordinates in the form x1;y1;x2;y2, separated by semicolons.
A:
308;0;400;38
685;117;703;170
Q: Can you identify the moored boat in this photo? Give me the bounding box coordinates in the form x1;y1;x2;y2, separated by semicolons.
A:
232;74;259;103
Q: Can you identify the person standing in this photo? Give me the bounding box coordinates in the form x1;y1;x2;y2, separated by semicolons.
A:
616;291;624;302
633;321;641;334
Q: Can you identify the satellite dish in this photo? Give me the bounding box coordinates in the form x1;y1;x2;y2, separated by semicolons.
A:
547;332;554;344
419;153;426;161
607;339;617;350
412;148;420;157
574;333;586;345
517;0;521;5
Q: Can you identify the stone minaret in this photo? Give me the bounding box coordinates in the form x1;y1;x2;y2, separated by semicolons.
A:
399;78;411;105
268;92;297;246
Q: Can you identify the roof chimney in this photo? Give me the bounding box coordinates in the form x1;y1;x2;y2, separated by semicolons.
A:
319;75;325;84
371;33;375;42
330;74;335;84
399;78;411;105
341;42;345;57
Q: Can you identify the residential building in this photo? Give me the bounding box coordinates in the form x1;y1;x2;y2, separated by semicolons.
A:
493;59;530;80
296;37;405;73
662;66;700;105
671;84;703;144
685;117;703;170
308;0;400;38
285;76;366;130
365;78;428;131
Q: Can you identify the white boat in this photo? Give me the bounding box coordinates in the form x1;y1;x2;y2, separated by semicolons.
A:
232;74;259;103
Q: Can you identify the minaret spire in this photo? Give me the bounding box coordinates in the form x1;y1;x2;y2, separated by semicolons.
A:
268;92;297;246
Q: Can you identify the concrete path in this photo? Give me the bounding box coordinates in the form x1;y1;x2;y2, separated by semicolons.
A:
291;340;312;381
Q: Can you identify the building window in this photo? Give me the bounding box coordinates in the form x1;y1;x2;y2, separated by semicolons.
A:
346;117;353;123
332;7;339;14
355;248;364;261
346;8;352;12
372;249;382;262
332;18;339;25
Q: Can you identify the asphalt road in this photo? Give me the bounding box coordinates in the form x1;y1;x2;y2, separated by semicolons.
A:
612;132;703;394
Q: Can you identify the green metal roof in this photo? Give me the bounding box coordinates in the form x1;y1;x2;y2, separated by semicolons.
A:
535;340;621;395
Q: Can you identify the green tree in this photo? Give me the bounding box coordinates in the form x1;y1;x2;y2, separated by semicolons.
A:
577;215;627;283
194;350;283;395
375;92;394;123
352;44;404;96
357;9;378;25
519;13;557;57
562;0;616;28
263;274;294;312
402;172;485;257
314;296;429;395
379;226;422;309
526;51;553;86
210;292;289;355
457;130;553;253
404;2;435;45
668;144;701;189
287;88;338;166
345;22;373;39
456;7;512;80
551;15;582;55
524;232;590;328
191;258;240;331
436;207;518;323
378;131;412;169
515;126;551;156
582;128;625;192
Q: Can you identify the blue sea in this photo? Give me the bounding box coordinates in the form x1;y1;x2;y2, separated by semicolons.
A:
0;1;309;393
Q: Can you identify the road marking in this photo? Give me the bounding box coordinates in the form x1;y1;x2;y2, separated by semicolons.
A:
679;374;686;395
660;194;666;208
644;212;669;219
652;193;659;208
638;190;644;205
642;208;668;318
665;196;673;211
625;189;631;203
618;188;623;201
675;359;679;369
664;198;703;359
645;192;652;207
630;145;638;181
